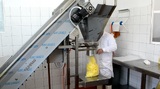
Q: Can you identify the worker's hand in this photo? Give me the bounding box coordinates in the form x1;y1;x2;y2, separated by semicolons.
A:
96;49;103;54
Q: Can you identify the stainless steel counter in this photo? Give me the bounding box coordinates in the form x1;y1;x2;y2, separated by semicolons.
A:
113;58;160;89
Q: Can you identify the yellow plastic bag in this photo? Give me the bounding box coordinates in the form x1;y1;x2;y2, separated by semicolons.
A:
86;56;99;78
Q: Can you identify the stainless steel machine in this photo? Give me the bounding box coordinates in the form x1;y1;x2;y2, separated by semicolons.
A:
70;0;116;56
0;0;116;89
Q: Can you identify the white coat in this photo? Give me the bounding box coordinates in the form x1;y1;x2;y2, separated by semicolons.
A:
97;31;117;78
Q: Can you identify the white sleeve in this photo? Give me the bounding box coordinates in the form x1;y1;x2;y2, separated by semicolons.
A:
102;35;117;53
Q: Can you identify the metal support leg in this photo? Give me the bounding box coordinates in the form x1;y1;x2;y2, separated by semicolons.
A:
102;85;105;89
47;57;51;89
127;68;130;87
75;37;79;89
141;74;146;89
66;36;70;89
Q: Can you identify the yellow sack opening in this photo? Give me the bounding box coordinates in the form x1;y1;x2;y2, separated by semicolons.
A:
86;56;99;78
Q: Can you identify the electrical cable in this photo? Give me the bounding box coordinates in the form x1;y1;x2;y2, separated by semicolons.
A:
69;6;82;29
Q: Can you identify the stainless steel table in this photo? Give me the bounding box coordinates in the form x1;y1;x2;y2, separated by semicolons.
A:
113;58;160;89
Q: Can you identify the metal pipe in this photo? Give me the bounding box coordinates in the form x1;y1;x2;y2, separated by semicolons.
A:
114;0;117;6
66;36;71;89
127;68;130;86
86;47;96;56
141;74;146;89
75;36;79;89
103;0;106;4
47;58;51;89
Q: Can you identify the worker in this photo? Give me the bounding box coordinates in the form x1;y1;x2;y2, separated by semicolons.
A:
96;31;117;78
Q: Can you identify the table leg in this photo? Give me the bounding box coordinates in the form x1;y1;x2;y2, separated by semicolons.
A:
102;85;105;89
141;74;146;89
127;68;130;86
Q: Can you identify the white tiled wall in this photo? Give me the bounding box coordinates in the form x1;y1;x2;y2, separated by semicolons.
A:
108;4;160;89
0;6;52;57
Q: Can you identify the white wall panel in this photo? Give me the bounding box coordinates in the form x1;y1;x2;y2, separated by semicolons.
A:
117;0;151;9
